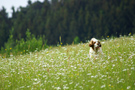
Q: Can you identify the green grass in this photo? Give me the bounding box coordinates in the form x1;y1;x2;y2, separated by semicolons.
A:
0;36;135;90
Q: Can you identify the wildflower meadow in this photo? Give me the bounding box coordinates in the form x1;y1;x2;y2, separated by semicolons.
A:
0;35;135;90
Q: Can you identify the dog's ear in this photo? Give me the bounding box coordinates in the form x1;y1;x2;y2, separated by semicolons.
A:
98;41;101;47
89;40;94;47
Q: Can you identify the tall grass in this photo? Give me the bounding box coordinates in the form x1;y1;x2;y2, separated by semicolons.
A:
0;35;135;90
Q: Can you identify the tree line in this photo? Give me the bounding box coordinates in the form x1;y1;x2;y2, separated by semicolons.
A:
0;0;135;49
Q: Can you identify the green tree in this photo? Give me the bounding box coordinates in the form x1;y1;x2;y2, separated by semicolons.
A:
0;7;10;48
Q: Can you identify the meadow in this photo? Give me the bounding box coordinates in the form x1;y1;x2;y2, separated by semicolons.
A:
0;36;135;90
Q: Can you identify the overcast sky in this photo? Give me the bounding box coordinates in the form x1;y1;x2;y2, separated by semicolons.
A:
0;0;45;17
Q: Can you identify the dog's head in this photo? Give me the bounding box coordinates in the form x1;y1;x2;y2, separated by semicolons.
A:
89;38;101;49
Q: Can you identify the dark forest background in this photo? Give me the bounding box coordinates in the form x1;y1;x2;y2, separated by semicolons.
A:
0;0;135;48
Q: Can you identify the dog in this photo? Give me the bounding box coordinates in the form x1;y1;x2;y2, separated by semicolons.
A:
89;38;103;58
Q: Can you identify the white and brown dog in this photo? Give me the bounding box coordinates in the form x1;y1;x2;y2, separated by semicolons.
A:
89;38;103;58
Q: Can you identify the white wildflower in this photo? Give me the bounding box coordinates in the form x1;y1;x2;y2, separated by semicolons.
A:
63;86;69;89
112;64;115;67
87;73;91;75
127;86;131;89
131;67;134;70
101;84;105;88
123;69;127;71
56;87;61;90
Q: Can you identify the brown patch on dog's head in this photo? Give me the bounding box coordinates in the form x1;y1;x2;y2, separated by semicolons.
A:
89;40;96;50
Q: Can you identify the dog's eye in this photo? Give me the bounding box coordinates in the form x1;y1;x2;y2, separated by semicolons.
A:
98;41;100;45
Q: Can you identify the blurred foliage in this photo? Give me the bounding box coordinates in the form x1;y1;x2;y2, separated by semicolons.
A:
0;29;48;57
74;36;80;44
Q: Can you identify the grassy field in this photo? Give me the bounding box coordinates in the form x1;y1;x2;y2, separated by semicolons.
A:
0;36;135;90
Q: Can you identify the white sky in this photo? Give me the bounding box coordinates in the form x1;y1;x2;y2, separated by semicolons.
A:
0;0;45;17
